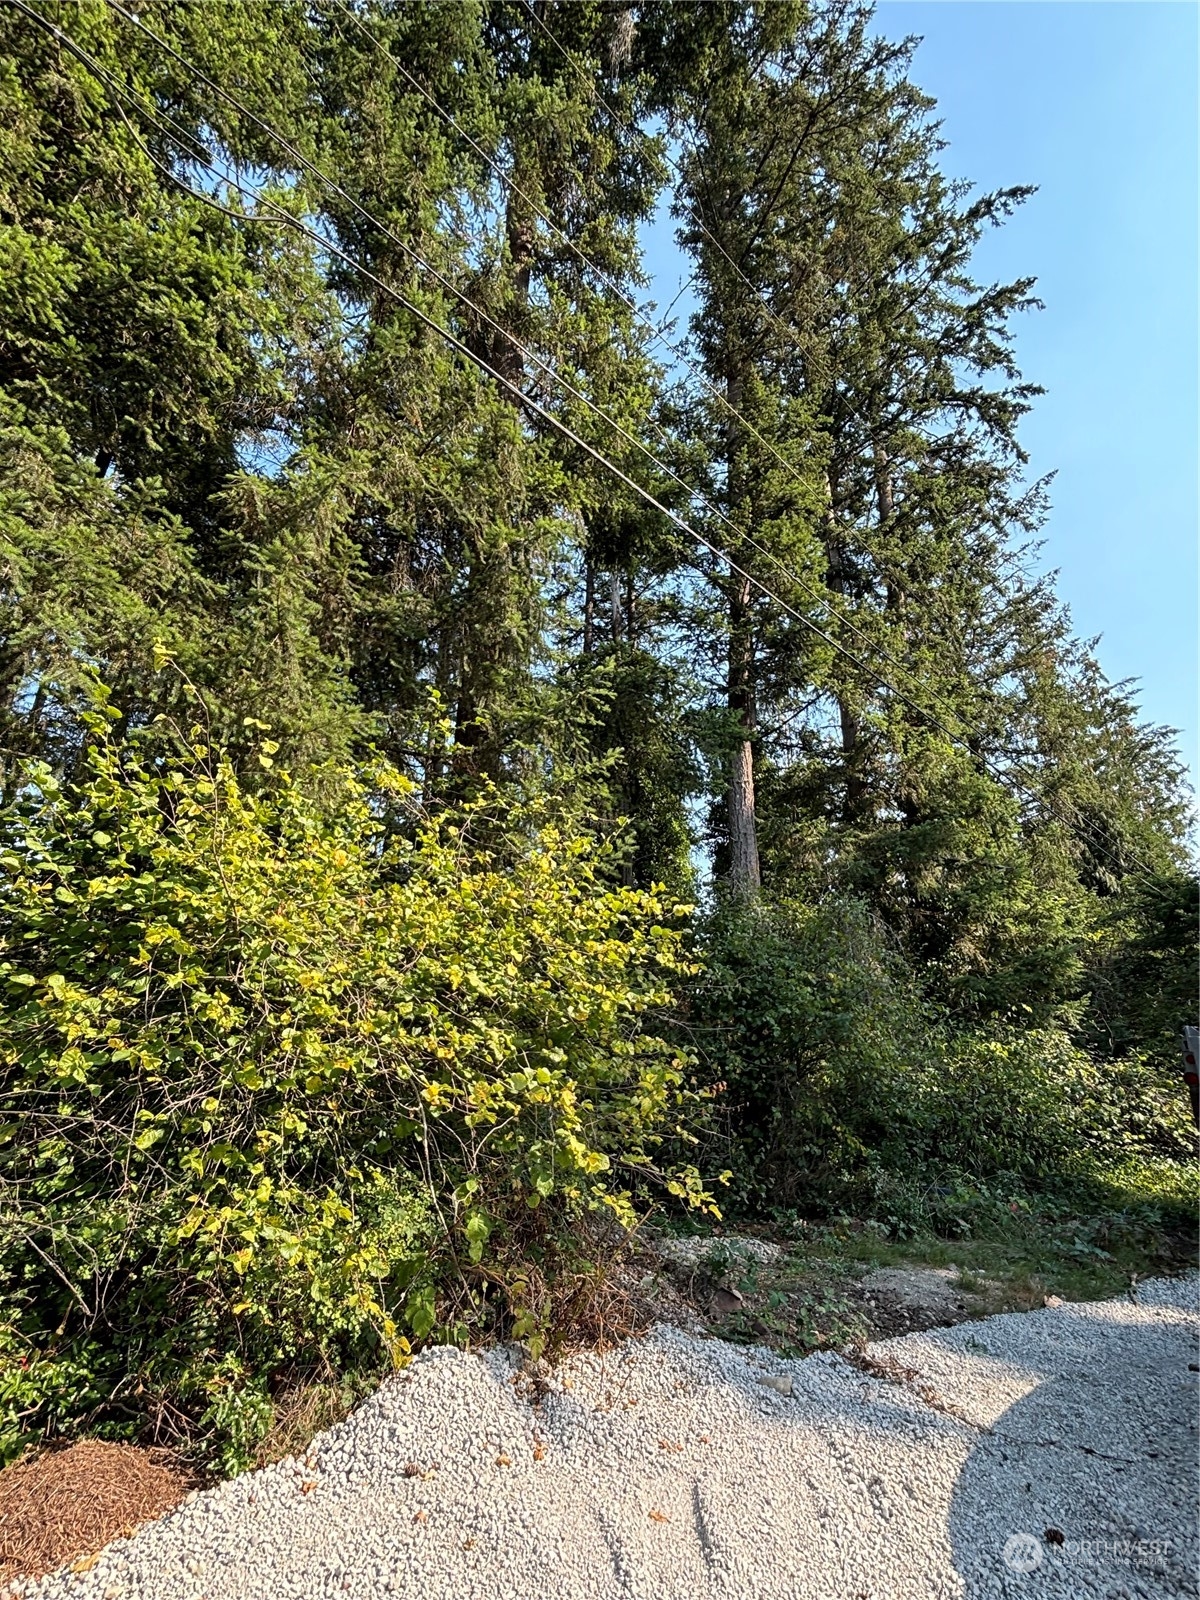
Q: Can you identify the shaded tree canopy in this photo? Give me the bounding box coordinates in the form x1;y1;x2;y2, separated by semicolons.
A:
0;0;1192;1039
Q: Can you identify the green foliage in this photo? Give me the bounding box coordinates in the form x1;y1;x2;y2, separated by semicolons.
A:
1083;869;1200;1068
916;1028;1195;1183
687;893;932;1208
573;647;699;898
689;893;1195;1219
0;0;1194;1484
0;686;707;1466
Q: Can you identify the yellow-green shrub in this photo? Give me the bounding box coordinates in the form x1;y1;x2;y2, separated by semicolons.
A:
0;690;707;1466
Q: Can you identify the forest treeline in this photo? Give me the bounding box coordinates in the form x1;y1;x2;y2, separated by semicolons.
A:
0;0;1194;1467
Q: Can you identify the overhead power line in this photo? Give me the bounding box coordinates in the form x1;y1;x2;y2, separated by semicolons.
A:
517;1;1163;882
522;4;999;470
16;0;923;722
98;1;1152;884
107;0;928;704
10;0;1159;883
323;2;814;497
96;0;965;744
319;0;960;699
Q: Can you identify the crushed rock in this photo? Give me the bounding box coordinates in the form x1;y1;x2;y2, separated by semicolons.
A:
11;1277;1197;1600
859;1266;967;1323
651;1233;784;1274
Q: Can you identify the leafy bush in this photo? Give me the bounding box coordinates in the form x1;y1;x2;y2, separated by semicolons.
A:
688;893;1195;1219
920;1029;1196;1183
686;894;933;1209
0;688;708;1467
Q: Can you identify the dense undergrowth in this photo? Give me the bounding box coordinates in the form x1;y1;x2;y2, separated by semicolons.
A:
0;708;1194;1474
0;706;712;1473
676;895;1196;1359
687;894;1195;1221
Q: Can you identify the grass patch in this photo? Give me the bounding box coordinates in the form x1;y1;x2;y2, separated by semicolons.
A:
665;1156;1198;1356
252;1372;381;1470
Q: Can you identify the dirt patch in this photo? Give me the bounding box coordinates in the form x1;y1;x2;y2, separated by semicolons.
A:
0;1440;196;1587
648;1231;1002;1352
853;1266;970;1336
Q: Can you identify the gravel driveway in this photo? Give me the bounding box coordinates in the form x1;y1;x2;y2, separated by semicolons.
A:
16;1276;1198;1600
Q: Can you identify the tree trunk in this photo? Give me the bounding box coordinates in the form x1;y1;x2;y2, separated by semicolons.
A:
583;556;595;655
728;736;761;889
875;445;905;622
727;573;761;891
824;472;868;823
721;352;762;889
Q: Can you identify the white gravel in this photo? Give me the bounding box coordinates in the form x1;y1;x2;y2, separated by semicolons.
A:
651;1233;784;1273
14;1276;1198;1600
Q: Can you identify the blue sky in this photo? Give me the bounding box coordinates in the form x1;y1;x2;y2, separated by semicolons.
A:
639;1;1198;786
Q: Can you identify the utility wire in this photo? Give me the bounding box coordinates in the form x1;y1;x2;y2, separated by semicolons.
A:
110;0;925;703
521;1;823;360
522;5;994;471
507;3;1015;690
13;0;1159;883
30;0;1155;883
324;3;824;514
319;0;1091;831
519;1;1163;881
322;0;968;705
100;0;965;742
116;1;1153;885
16;0;929;725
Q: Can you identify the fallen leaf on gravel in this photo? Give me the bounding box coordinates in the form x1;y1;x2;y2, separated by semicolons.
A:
657;1439;682;1453
412;1510;427;1524
532;1442;546;1461
71;1553;100;1574
648;1509;670;1524
462;1538;478;1551
495;1454;512;1467
1044;1528;1064;1546
300;1481;317;1495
